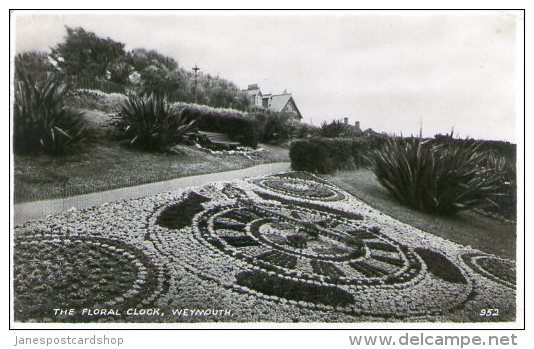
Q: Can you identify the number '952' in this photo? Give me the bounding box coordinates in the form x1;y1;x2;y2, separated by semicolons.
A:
480;309;499;317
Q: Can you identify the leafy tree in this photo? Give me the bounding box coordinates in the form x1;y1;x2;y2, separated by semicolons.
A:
128;48;190;102
50;26;126;79
45;27;251;110
195;75;250;110
128;48;179;73
107;60;134;85
233;91;251;111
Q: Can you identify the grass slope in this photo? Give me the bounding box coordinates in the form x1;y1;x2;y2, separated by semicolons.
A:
14;140;289;203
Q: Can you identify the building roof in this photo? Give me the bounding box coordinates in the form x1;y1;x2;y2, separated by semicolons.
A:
263;93;291;112
262;93;302;119
243;84;303;119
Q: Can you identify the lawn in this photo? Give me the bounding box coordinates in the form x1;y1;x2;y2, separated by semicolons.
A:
14;139;289;203
323;170;516;260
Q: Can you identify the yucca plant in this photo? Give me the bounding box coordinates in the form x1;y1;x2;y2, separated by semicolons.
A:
113;93;196;151
366;134;501;215
478;151;517;219
13;73;88;155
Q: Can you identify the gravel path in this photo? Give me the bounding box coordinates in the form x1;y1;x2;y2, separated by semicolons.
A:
14;162;290;224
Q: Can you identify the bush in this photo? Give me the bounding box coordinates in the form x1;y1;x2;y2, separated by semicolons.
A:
478;151;516;220
319;119;358;138
434;133;516;162
253;111;294;143
113;93;196;152
366;134;502;215
294;122;319;139
177;103;260;148
14;51;57;82
290;137;374;173
13;74;88;155
64;89;128;113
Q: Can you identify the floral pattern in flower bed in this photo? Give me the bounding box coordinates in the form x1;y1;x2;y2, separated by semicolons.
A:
14;172;516;323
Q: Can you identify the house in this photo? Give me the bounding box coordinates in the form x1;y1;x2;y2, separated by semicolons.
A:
244;84;263;107
244;84;303;123
343;117;363;135
339;118;382;137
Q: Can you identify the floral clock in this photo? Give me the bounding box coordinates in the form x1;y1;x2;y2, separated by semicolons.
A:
150;173;480;318
13;171;516;322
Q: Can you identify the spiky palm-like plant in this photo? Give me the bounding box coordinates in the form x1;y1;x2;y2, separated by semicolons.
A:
13;74;88;155
113;93;196;152
366;134;501;215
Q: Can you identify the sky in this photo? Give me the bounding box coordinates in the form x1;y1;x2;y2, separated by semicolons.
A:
13;11;519;142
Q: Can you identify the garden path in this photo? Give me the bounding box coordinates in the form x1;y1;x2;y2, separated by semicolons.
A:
14;162;290;225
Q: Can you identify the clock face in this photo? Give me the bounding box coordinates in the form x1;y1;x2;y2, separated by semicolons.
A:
194;199;422;288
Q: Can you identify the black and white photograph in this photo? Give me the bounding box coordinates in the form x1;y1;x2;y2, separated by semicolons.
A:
9;9;524;330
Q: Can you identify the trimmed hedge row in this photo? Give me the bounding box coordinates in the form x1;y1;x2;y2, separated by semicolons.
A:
177;103;260;148
290;137;380;173
64;89;128;113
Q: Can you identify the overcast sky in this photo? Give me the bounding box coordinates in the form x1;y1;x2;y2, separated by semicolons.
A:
13;12;518;142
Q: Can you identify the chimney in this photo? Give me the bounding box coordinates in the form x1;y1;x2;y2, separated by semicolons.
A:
344;117;349;125
355;121;360;129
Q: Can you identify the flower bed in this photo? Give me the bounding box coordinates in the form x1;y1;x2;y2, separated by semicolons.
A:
13;172;516;323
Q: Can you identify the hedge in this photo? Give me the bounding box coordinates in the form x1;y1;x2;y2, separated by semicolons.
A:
176;103;260;148
64;89;128;113
290;137;379;173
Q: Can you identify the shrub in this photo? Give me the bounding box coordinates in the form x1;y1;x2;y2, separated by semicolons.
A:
478;151;516;219
319;119;356;138
253;111;294;143
177;103;260;148
14;51;57;82
113;93;196;152
290;137;373;173
366;134;501;215
435;133;516;162
64;89;128;113
13;74;88;155
294;122;319;139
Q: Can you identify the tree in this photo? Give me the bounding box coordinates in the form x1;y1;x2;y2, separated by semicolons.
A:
128;48;178;72
197;76;250;110
50;26;126;79
107;60;134;85
128;48;191;102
